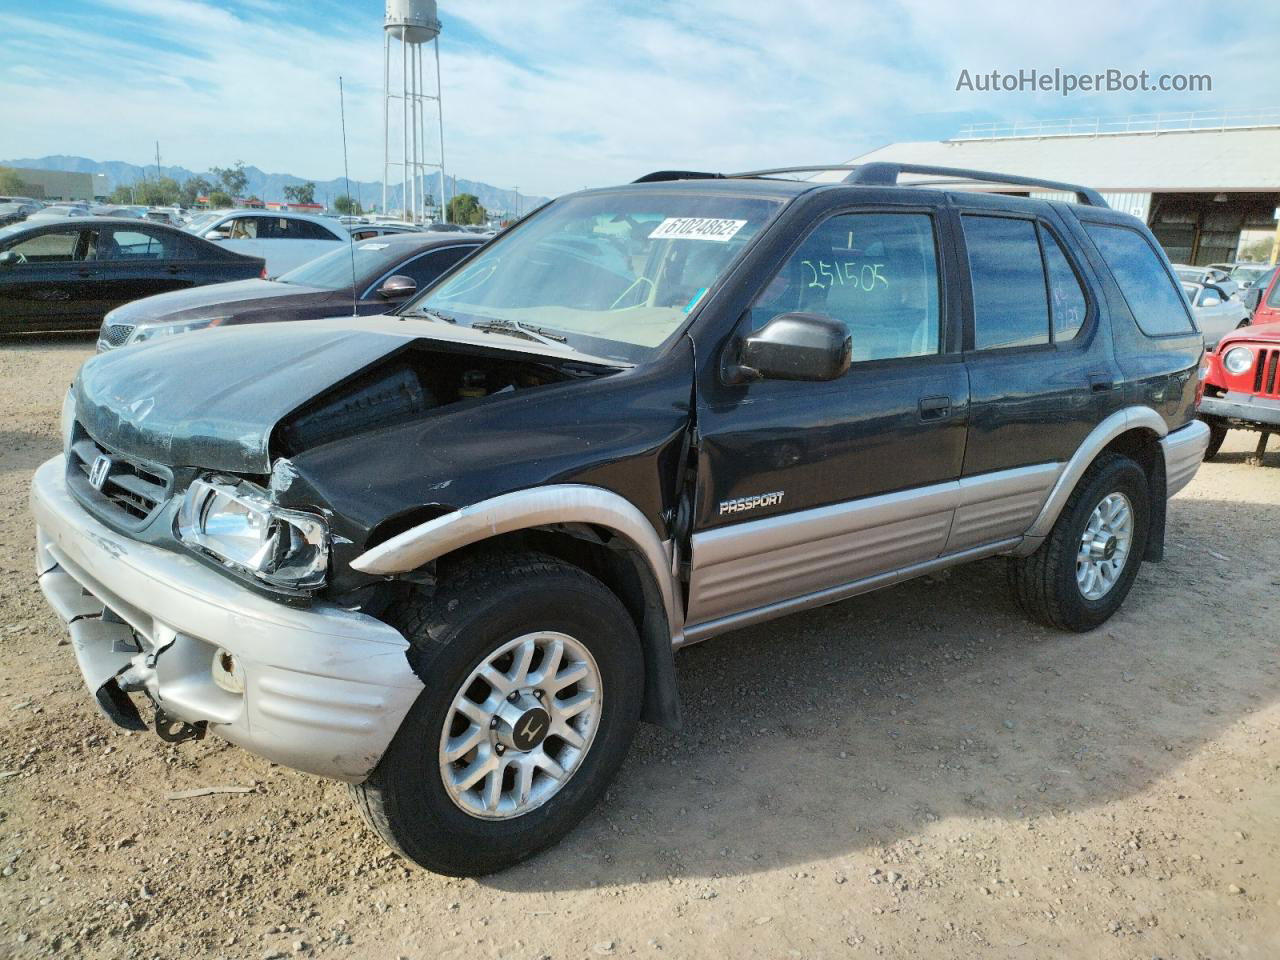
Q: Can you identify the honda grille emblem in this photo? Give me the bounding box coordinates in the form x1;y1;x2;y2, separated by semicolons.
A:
88;454;113;491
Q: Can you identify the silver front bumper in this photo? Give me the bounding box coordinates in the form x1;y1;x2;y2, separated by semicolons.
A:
31;456;423;782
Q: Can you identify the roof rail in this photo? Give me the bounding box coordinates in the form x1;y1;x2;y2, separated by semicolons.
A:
632;170;723;183
843;163;1108;207
632;163;1107;207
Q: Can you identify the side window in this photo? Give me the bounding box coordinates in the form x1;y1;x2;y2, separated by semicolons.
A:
397;246;475;288
5;229;85;263
293;220;337;241
963;215;1049;350
1084;223;1195;336
1040;226;1087;341
100;229;179;260
227;217;260;240
749;212;941;363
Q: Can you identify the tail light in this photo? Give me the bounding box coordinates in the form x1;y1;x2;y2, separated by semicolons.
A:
260;266;268;279
1195;358;1208;407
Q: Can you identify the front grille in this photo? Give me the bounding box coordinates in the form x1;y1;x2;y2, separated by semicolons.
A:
1254;348;1280;398
67;429;173;526
99;322;135;349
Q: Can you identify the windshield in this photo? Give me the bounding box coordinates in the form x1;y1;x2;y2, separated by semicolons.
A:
407;190;781;362
276;240;406;290
1231;264;1269;285
185;213;220;233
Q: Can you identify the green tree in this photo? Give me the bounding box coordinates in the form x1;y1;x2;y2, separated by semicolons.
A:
283;181;316;204
1238;238;1276;263
206;190;233;208
181;175;213;207
333;194;363;216
107;185;135;205
0;167;27;194
445;192;486;226
210;161;248;197
137;176;182;206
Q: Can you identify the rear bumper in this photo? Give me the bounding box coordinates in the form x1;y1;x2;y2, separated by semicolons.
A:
31;456;423;782
1199;392;1280;429
1160;418;1210;497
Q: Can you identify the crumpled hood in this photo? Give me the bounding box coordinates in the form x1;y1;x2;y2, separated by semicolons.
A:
74;316;623;475
106;279;329;325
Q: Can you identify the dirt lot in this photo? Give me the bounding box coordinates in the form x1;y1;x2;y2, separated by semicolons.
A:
1;338;1277;960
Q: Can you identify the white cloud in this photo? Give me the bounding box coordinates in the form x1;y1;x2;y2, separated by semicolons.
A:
0;0;1273;197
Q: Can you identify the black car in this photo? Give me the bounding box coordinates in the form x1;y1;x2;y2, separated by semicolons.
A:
32;163;1210;877
0;217;265;335
97;233;483;350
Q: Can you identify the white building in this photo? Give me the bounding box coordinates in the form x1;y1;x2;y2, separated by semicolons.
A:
820;114;1280;265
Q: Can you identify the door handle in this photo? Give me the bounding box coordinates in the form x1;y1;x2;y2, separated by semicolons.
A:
1088;372;1116;392
919;395;951;421
166;265;183;274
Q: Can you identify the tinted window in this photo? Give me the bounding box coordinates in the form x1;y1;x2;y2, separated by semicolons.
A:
750;212;941;363
5;229;85;262
1041;227;1087;341
964;216;1050;350
1085;223;1195;335
100;228;182;260
269;218;334;241
397;245;475;288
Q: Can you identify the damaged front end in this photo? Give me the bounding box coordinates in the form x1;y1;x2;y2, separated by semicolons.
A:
33;317;633;778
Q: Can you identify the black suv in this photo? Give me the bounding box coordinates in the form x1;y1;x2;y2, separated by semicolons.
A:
32;163;1209;876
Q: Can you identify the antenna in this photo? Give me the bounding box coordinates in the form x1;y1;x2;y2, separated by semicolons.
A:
339;75;359;317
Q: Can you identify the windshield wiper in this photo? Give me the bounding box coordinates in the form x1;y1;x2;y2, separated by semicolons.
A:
415;308;457;323
469;318;567;345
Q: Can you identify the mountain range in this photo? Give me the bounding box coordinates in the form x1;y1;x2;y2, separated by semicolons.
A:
2;155;550;215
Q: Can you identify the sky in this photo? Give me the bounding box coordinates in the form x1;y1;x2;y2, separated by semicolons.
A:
1;0;1276;198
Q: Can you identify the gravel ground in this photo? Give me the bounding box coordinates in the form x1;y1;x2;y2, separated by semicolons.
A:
1;338;1277;960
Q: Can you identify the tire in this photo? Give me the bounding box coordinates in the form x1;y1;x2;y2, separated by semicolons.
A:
1008;452;1150;632
351;552;644;876
1236;318;1251;329
1202;417;1229;461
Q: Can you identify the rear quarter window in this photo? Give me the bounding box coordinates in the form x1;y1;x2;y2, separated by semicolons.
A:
1084;223;1195;336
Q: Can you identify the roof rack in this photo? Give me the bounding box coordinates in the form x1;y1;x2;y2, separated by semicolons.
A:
632;163;1107;207
843;163;1107;207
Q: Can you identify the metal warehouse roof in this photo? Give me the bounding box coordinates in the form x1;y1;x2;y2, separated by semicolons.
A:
811;125;1280;193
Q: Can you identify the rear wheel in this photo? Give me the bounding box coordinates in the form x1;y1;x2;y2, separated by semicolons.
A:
1008;453;1150;632
351;552;643;876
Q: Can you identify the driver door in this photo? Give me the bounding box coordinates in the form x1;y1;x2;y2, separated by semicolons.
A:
0;225;101;332
686;206;969;631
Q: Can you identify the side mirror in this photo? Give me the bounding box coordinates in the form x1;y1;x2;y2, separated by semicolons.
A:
1201;294;1222;307
0;251;15;267
727;312;851;384
376;274;416;299
204;231;225;241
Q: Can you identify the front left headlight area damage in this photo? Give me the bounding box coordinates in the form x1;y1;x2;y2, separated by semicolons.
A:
176;473;330;594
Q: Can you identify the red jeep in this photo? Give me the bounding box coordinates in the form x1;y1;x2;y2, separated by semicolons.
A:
1199;326;1280;464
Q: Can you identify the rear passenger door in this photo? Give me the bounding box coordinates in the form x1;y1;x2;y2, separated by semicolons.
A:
96;225;195;307
687;205;969;629
953;203;1119;549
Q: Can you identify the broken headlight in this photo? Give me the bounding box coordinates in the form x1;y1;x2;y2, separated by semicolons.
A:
176;476;329;590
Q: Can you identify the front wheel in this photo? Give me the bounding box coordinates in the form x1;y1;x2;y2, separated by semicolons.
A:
351;553;644;876
1008;452;1151;632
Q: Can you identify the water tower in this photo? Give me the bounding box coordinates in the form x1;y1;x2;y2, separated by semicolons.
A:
382;0;447;222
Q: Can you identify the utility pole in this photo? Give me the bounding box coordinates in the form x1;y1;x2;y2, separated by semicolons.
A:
155;141;162;181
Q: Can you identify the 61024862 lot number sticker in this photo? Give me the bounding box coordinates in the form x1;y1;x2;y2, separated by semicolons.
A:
649;217;747;242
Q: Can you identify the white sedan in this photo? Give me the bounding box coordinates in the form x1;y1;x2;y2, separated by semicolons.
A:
1182;280;1250;347
191;210;347;277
